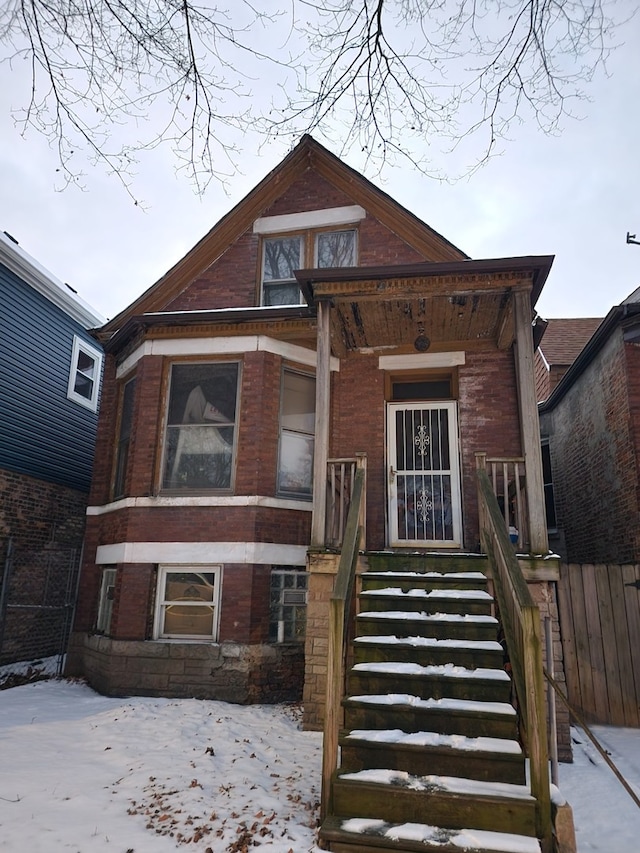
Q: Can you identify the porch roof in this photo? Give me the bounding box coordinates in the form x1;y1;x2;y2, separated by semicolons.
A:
296;255;554;357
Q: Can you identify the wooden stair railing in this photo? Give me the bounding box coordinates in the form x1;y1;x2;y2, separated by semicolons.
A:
321;466;365;822
325;454;367;549
476;465;552;853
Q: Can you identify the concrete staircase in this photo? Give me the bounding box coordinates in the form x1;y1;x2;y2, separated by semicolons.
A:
318;553;545;853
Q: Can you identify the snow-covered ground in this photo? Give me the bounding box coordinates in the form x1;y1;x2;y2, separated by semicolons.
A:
0;679;639;852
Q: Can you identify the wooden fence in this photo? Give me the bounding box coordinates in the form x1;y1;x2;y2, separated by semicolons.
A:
557;563;640;727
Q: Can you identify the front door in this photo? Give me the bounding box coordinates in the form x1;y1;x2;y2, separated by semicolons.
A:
387;402;463;548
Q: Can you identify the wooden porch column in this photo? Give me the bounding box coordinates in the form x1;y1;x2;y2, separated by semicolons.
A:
311;299;331;547
513;289;549;555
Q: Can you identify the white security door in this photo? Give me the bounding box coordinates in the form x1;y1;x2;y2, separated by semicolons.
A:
388;402;463;548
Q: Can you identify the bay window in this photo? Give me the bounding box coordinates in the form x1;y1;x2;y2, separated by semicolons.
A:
278;370;315;497
162;362;240;491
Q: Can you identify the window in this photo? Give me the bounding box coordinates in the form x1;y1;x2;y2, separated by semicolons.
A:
387;370;456;402
316;229;356;268
154;567;221;640
262;236;303;306
278;370;315;497
67;335;103;411
261;229;356;305
541;439;557;530
113;377;136;499
162;362;240;491
96;568;116;634
269;567;308;643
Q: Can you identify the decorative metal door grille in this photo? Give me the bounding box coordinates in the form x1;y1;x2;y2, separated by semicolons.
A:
388;403;462;546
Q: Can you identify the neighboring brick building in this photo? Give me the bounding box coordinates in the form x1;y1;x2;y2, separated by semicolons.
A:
534;317;603;403
66;136;558;707
0;231;105;666
539;293;640;563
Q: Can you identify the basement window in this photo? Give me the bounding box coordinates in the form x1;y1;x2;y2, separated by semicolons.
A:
96;568;116;634
153;567;221;640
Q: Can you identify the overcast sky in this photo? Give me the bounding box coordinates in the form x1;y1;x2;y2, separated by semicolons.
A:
1;5;638;324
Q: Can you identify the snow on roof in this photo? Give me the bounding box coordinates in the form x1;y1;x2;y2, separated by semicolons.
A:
0;230;106;328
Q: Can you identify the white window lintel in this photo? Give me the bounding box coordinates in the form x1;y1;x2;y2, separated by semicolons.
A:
253;205;366;235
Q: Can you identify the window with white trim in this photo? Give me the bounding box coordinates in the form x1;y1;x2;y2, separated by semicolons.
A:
261;228;357;306
269;567;308;643
162;362;240;492
96;567;116;634
277;369;315;497
154;567;221;640
67;335;103;411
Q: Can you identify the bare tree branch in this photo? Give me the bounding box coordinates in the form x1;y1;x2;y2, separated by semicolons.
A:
0;0;628;194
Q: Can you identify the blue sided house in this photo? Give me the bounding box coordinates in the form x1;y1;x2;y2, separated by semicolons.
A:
0;230;105;670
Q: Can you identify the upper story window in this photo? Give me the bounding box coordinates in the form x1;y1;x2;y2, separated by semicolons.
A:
162;362;240;492
67;335;103;411
261;228;357;306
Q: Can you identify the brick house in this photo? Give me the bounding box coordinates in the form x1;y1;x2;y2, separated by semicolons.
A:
66;136;560;714
0;231;104;667
539;293;640;564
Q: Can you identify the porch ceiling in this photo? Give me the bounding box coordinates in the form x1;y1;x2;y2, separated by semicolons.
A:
296;256;554;358
329;290;513;356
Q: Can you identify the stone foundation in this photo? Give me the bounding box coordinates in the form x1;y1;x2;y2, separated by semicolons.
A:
66;633;304;703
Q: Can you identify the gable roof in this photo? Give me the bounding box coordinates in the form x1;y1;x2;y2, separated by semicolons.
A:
100;135;467;336
537;317;603;368
540;303;640;412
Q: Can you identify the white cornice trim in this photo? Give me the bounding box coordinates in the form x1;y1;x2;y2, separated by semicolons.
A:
116;334;339;379
87;494;314;516
95;541;308;566
0;231;106;328
253;205;366;234
378;351;466;370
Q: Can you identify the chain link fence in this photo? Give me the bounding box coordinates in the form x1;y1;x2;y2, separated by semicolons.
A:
0;539;81;685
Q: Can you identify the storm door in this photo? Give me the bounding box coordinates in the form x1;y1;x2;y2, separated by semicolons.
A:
387;402;462;547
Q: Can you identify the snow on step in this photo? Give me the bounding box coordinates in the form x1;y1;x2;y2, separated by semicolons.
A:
353;661;509;680
339;818;540;852
348;693;517;717
356;634;503;651
339;768;533;800
358;610;498;623
366;571;487;580
361;587;492;600
346;729;523;755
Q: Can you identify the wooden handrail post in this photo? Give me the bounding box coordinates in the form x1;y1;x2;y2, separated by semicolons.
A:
476;467;552;853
